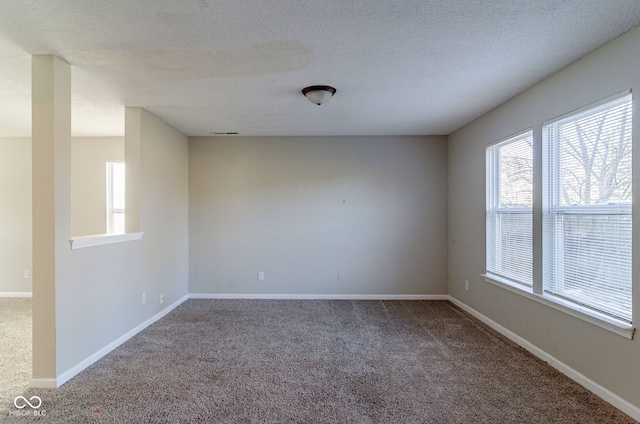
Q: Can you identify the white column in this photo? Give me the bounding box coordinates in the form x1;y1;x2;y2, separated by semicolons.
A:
31;55;71;387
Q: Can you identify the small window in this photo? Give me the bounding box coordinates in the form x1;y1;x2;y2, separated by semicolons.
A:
106;161;125;234
543;92;632;323
486;130;533;287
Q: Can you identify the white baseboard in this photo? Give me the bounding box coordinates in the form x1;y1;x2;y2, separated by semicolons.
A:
54;294;189;387
30;292;638;421
189;293;449;300
29;378;56;389
448;296;640;422
0;292;32;298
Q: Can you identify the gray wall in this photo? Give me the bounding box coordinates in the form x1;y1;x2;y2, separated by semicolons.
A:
189;136;448;296
0;135;127;295
56;109;189;376
448;25;640;408
0;137;31;294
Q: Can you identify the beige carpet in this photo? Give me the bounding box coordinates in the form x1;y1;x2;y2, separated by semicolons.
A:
0;298;32;412
1;299;636;423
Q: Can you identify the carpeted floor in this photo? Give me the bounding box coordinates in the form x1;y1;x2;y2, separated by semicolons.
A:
0;298;31;412
1;299;636;423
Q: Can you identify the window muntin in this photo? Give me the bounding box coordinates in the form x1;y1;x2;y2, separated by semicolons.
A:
486;131;533;287
543;93;632;323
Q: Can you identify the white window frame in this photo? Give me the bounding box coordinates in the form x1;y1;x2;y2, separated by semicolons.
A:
485;130;534;289
483;91;634;339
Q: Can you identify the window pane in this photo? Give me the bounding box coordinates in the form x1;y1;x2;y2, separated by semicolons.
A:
499;139;533;207
544;213;632;321
555;97;632;206
493;212;533;284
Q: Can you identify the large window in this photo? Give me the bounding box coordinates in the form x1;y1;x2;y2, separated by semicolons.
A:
543;93;632;324
486;131;533;287
484;92;633;332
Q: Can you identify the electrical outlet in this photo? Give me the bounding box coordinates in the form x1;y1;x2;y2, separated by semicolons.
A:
160;293;164;304
24;270;30;279
141;292;146;304
465;280;469;291
257;272;264;281
337;272;343;281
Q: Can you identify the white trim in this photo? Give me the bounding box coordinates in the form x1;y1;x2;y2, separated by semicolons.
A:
189;293;448;300
69;232;144;250
543;89;632;127
55;294;188;387
486;127;534;149
29;378;57;389
448;296;640;422
0;292;32;298
483;274;634;339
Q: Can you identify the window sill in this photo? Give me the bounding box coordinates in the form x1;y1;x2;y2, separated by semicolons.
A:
482;273;635;340
69;232;144;250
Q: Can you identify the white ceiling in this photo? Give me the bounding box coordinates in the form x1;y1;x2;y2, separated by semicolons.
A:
1;1;639;137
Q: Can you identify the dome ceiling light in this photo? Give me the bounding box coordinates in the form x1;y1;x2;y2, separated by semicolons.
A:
302;85;336;105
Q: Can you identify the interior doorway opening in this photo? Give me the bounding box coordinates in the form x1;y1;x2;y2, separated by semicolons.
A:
0;135;33;408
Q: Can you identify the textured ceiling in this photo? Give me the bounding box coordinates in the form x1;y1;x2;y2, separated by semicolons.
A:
0;1;639;137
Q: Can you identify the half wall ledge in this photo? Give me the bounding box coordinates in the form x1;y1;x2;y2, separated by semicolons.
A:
69;232;144;249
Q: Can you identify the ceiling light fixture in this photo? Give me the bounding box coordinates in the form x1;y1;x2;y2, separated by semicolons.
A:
302;85;336;105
